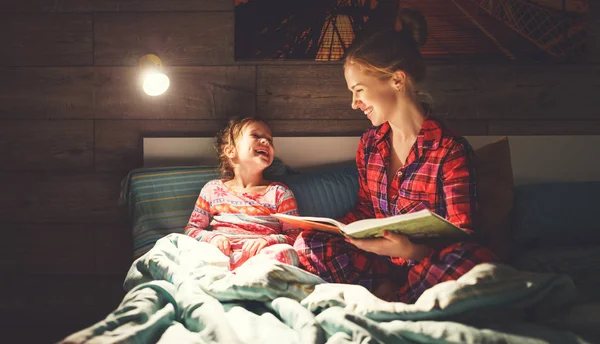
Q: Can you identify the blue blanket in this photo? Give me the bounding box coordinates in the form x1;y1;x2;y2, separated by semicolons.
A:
61;234;596;343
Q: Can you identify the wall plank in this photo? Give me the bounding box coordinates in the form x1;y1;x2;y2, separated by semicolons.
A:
488;120;600;135
0;172;127;223
1;223;95;274
425;65;600;120
442;120;488;135
95;119;226;171
0;67;95;119
0;14;92;66
587;0;600;63
2;0;232;12
94;66;256;119
258;64;600;120
258;65;352;120
93;220;133;274
2;274;125;325
271;119;487;136
0;120;93;171
0;221;131;275
94;12;234;66
0;66;255;119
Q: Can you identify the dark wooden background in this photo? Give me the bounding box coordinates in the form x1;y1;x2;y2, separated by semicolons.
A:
0;0;599;341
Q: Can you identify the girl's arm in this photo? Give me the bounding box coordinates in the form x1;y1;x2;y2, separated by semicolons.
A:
184;182;222;242
266;186;301;246
339;135;376;224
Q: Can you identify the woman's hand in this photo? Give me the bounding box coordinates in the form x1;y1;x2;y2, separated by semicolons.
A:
240;238;268;260
347;231;431;260
210;235;232;256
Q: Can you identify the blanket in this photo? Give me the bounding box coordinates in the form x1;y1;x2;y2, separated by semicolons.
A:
61;234;597;344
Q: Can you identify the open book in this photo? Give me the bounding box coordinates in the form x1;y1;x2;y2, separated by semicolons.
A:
272;209;469;240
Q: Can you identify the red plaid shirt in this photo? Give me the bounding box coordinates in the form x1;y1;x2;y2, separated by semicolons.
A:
341;118;478;235
294;118;497;302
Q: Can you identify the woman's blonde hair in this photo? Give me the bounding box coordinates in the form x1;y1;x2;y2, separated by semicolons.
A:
344;9;433;109
215;116;270;180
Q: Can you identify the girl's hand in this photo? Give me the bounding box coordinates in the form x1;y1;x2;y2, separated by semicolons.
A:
210;235;232;256
347;231;428;260
240;238;268;260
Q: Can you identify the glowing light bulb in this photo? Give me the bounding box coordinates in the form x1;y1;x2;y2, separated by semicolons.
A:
142;71;170;96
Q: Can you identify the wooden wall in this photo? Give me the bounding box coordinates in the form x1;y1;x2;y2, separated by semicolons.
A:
0;0;599;341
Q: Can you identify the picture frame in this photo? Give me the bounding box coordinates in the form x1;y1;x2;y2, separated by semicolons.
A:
234;0;588;63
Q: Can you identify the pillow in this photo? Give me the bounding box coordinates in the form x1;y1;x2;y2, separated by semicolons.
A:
264;157;298;179
274;162;359;219
473;137;515;262
121;166;220;258
512;181;600;247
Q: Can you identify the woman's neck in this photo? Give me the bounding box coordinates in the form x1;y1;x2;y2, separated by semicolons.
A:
387;100;426;144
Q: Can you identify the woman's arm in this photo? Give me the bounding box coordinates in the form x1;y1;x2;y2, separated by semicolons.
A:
347;231;433;260
440;140;477;234
339;136;376;224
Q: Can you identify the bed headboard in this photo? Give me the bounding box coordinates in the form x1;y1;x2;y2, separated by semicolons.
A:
143;136;600;185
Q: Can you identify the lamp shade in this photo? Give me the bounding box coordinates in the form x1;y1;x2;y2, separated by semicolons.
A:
139;54;170;96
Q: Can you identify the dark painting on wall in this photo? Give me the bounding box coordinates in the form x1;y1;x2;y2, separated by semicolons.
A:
234;0;588;63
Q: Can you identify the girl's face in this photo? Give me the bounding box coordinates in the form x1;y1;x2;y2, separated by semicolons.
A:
344;64;401;127
229;121;274;171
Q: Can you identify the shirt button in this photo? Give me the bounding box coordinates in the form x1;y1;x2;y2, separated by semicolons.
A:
397;170;403;176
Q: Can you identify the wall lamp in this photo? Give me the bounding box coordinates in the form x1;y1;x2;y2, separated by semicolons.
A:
139;54;170;96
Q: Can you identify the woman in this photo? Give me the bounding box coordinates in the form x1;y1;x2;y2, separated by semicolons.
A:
293;9;497;303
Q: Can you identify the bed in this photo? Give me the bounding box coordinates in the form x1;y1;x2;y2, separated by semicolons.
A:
60;135;600;344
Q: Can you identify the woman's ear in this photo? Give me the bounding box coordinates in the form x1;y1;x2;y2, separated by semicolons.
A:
391;71;408;91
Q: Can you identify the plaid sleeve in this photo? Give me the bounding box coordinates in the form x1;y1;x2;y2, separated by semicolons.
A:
339;135;375;224
266;185;301;246
184;182;220;242
441;141;477;234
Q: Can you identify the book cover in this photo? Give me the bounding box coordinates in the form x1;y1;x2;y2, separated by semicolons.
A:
272;209;469;239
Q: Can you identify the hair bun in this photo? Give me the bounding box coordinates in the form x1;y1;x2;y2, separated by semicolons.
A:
398;8;428;47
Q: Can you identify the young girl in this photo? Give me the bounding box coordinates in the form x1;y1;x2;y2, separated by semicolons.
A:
184;116;300;270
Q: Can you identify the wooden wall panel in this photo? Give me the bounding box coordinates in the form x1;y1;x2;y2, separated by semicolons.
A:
0;120;93;171
95;120;226;171
488;120;600;135
0;67;95;119
0;172;127;223
93;221;132;274
94;66;256;119
259;65;600;121
1;224;96;274
3;0;232;12
94;12;234;66
587;0;600;63
0;222;130;275
0;14;92;66
2;274;125;324
0;66;255;120
271;119;487;136
425;65;600;120
269;119;370;136
258;65;353;120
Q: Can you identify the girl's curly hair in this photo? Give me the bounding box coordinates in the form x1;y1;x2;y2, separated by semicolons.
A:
215;116;270;180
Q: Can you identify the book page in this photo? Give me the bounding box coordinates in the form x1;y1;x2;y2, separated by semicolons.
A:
343;209;467;239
